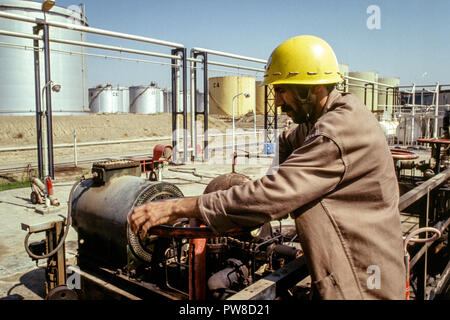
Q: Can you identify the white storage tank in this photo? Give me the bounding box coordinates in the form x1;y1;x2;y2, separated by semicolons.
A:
89;84;115;114
129;84;162;114
0;0;88;115
165;90;205;113
114;86;129;113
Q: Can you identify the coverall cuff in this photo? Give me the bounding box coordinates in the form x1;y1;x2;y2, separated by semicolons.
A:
197;192;237;235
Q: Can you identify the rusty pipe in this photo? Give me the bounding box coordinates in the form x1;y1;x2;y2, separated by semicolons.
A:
188;218;206;300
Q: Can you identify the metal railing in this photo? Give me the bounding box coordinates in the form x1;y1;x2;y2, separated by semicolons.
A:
399;167;450;299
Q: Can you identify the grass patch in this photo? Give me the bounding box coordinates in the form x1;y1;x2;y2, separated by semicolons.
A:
0;179;31;192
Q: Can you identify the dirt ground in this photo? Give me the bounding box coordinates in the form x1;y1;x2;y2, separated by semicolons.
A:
0;112;289;184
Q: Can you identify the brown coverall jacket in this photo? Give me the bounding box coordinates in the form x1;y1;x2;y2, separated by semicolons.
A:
198;89;406;299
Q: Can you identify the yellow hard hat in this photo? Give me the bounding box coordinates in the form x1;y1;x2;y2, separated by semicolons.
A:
262;35;343;86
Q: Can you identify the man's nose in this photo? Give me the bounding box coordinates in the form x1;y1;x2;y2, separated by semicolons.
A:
274;92;284;107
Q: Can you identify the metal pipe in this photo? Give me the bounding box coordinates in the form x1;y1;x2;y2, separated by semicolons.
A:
171;50;179;162
409;218;450;268
411;84;416;145
182;48;188;163
190;50;196;161
203;53;209;161
0;131;261;153
398;83;450;88
192;47;267;64
0;29;181;61
344;75;397;88
73;130;78;167
434;83;440;138
50;37;181;60
32;25;43;179
186;56;265;73
0;29;41;40
43;23;54;179
398;168;450;211
207;60;264;73
0;11;184;48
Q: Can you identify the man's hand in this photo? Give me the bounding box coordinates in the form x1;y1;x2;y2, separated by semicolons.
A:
128;197;201;238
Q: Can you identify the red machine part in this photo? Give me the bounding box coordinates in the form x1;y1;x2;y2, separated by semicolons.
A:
46;177;54;196
390;148;419;160
152;144;173;163
189;219;206;300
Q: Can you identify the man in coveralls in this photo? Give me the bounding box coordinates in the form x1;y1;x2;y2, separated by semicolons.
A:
129;35;406;300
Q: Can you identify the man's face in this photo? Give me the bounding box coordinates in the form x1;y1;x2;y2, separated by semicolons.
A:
274;85;314;124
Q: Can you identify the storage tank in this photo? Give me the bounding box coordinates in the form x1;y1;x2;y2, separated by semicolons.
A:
338;64;349;92
378;78;400;115
89;85;114;114
129;84;162;114
165;90;204;113
348;72;378;111
209;76;256;116
0;0;88;115
255;81;279;115
116;86;129;113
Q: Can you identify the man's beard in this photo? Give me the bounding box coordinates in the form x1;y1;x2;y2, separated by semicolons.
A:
281;101;314;124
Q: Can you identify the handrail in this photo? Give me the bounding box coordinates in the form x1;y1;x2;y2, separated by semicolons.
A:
398;168;450;211
0;11;184;48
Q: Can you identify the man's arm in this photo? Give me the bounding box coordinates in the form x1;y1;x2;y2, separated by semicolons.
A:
128;196;200;237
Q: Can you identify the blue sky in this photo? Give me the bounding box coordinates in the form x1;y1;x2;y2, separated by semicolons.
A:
51;0;450;89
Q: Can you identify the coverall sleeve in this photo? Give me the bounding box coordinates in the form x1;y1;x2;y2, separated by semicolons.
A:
198;135;346;234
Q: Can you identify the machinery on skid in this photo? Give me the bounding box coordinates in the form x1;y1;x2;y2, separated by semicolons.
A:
22;142;449;300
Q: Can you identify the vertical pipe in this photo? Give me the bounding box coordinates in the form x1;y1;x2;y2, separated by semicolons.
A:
371;83;375;112
182;48;188;163
189;219;206;300
274;86;278;133
73;130;78;167
171;49;178;162
232;96;236;154
190;50;196;161
33;25;43;179
43;23;54;179
411;84;416;146
364;84;367;107
424;187;430;299
203;53;209;161
434;83;440;138
264;85;268;144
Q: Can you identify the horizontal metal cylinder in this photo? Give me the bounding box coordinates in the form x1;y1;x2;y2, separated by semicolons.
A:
71;175;184;268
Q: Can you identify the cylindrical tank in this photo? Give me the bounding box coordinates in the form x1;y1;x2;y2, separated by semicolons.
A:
255;81;279;115
338;64;349;92
378;78;400;115
129;85;162;114
348;72;378;111
165;90;205;113
0;0;88;115
255;81;265;115
71;175;184;268
88;85;114;113
209;76;256;116
117;86;130;113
